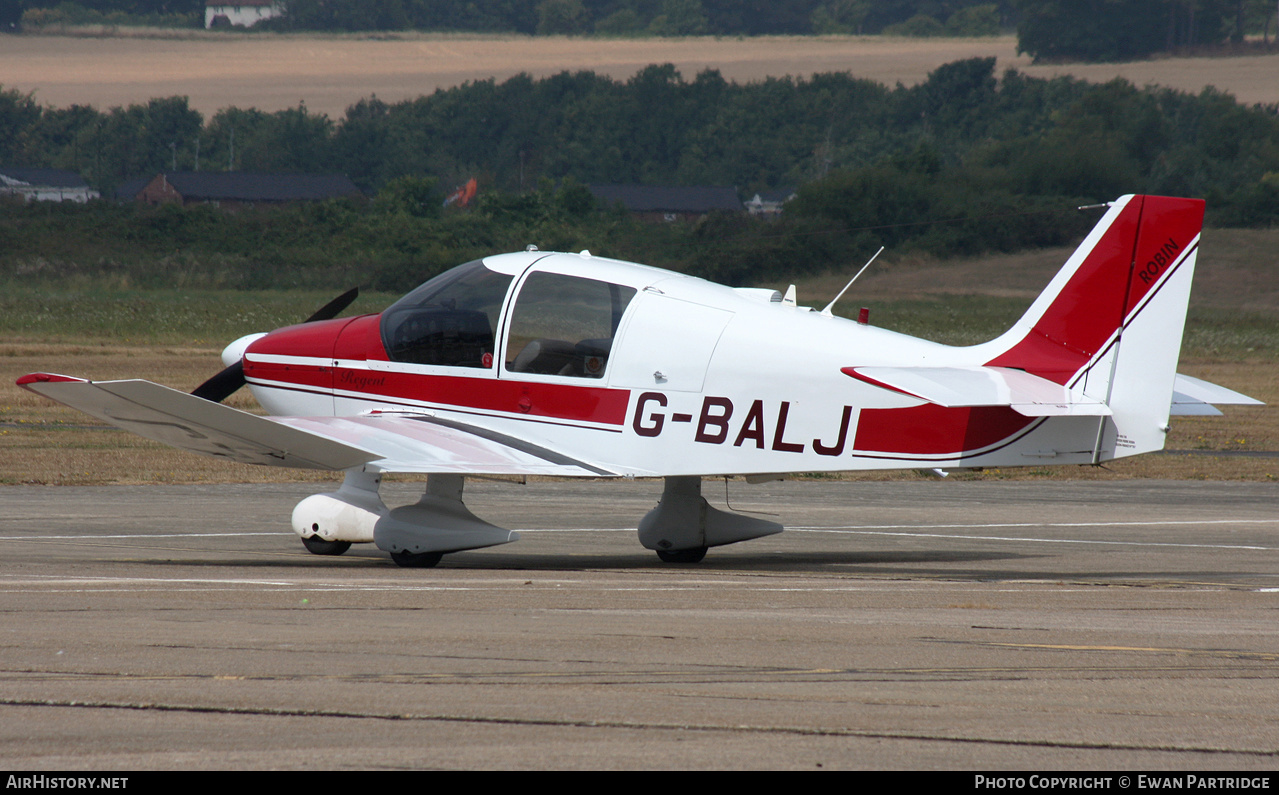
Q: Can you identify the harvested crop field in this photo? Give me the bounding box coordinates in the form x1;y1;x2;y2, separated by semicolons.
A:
3;31;1278;118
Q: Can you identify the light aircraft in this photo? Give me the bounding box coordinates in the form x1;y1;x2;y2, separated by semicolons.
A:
18;194;1261;566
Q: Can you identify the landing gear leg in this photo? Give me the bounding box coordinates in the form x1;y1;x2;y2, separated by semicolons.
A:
639;476;782;564
375;474;519;567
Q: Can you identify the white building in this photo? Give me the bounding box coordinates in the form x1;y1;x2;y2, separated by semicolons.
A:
744;188;796;218
0;168;99;203
205;1;284;29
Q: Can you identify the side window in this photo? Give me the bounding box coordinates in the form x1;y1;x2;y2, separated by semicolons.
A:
381;260;513;368
506;272;636;379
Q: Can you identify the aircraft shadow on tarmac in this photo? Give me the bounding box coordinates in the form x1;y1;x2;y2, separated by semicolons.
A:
121;547;1262;586
127;546;1040;573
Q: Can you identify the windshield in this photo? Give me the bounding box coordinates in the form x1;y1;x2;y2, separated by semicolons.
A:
380;260;514;368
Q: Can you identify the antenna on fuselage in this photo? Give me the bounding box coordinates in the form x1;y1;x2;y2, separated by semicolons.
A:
820;246;884;317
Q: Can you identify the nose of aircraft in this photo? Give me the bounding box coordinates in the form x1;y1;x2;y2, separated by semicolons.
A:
191;287;361;404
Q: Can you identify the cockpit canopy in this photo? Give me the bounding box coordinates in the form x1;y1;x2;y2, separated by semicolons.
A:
380;257;637;379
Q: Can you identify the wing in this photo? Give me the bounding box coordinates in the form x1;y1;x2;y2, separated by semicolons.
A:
843;366;1111;417
273;413;622;476
17;374;622;477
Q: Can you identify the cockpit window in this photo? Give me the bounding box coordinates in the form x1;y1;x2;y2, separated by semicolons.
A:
505;272;636;379
381;259;513;368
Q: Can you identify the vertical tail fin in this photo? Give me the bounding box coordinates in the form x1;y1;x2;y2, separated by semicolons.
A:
985;194;1205;459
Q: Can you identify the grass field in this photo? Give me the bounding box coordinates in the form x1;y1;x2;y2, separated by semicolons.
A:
4;32;1278;119
4;229;1276;485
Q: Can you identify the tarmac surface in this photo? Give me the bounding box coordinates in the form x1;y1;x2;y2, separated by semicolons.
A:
0;478;1276;770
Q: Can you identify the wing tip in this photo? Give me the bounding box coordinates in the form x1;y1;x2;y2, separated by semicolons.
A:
16;372;87;388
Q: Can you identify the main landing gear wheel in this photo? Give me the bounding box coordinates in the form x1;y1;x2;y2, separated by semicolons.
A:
390;550;444;568
302;536;351;556
656;546;708;564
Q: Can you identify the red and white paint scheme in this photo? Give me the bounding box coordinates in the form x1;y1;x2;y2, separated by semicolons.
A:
18;194;1260;566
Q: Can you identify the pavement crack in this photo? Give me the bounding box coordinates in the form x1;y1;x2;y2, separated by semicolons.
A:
0;697;1275;758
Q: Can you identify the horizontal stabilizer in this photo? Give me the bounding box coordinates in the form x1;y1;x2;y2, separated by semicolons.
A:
1170;373;1263;417
844;366;1112;417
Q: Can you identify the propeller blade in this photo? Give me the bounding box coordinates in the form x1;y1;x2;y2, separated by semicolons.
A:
192;287;360;403
191;361;245;403
304;286;360;323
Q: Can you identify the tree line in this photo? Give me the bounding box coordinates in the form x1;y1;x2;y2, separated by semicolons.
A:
9;1;1279;61
274;0;1014;36
5;1;1014;36
3;58;1278;290
1015;0;1279;61
3;58;1277;214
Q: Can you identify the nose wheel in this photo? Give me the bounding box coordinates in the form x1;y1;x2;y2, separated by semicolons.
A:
301;536;351;556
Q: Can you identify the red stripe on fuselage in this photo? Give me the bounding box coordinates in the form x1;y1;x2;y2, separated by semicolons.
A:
335;367;631;425
250;362;632;425
853;404;1034;457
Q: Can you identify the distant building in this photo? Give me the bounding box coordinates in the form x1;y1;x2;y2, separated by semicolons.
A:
205;1;284;29
131;172;363;207
587;184;742;222
744;188;796;218
113;176;151;203
0;168;99;203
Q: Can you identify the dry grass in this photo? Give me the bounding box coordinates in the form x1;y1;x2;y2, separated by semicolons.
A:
0;339;346;484
4;32;1277;119
791;228;1279;310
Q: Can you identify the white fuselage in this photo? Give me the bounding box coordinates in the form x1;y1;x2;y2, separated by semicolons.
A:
244;250;1122;477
